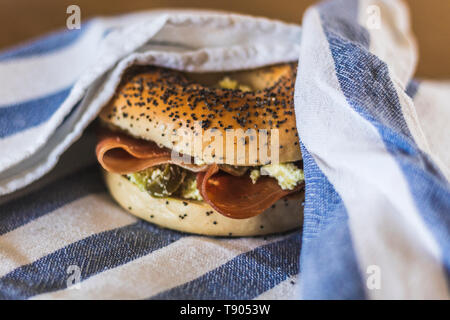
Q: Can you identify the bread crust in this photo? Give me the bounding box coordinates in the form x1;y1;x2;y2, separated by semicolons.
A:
104;170;304;236
99;64;301;166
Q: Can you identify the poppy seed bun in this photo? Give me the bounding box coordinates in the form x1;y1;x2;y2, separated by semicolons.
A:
99;64;301;166
104;170;304;236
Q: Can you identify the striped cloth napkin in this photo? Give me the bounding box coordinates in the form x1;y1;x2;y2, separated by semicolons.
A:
296;0;450;299
0;10;302;300
0;0;449;299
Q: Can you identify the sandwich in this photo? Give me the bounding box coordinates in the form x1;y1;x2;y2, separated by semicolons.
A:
95;63;304;236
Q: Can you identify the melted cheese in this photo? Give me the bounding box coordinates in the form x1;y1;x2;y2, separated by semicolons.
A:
259;163;304;190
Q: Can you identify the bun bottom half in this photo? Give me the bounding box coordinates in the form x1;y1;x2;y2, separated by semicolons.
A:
103;170;304;237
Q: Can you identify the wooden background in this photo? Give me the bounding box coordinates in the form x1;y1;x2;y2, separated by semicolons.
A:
1;0;449;78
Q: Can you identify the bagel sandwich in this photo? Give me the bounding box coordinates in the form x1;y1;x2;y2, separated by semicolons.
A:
96;63;305;236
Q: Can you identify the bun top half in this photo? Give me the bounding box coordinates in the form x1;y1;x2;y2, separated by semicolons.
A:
99;63;301;166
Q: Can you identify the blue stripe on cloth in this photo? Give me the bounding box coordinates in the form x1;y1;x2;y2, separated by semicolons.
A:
319;0;369;48
0;26;88;62
406;79;420;98
0;165;104;236
320;2;445;181
299;143;366;299
325;33;416;145
318;1;450;282
0;86;73;138
398;158;450;282
0;221;185;299
324;23;450;195
149;232;301;300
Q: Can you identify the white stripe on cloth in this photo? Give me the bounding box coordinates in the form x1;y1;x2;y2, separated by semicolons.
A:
358;0;417;85
254;275;299;300
0;193;136;278
357;0;445;178
0;97;96;193
0;124;52;174
0;16;169;189
413;80;450;179
295;7;449;299
0;131;97;205
0;22;104;107
31;235;287;300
